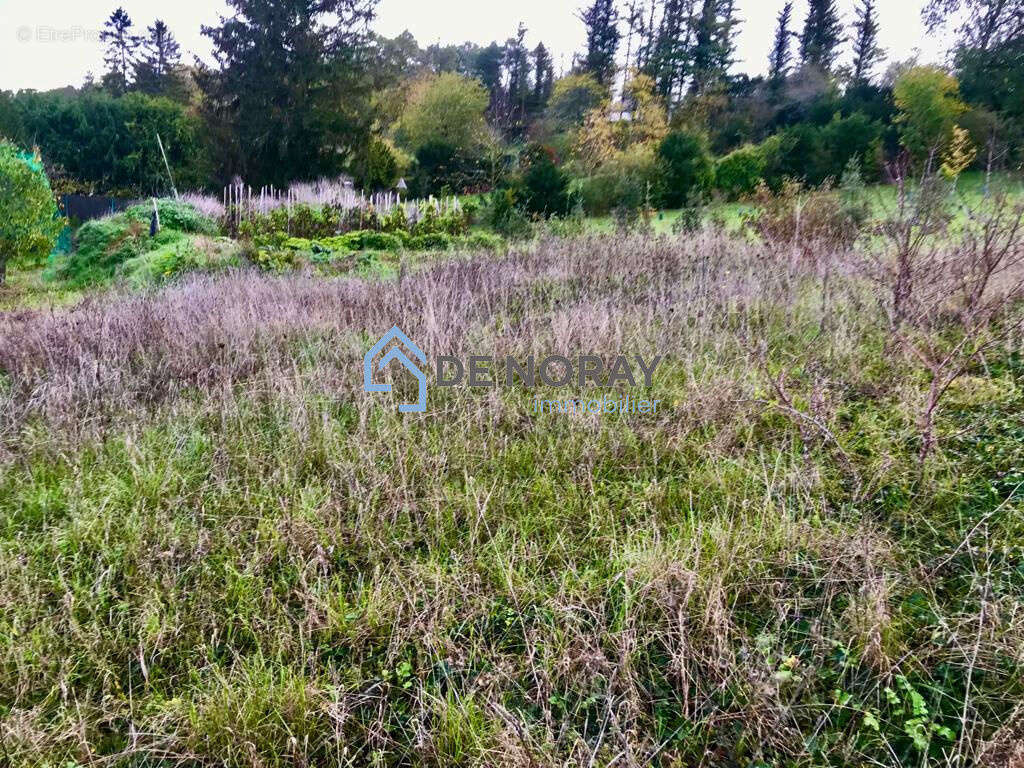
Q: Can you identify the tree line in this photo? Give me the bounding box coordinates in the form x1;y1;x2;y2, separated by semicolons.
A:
0;0;1020;201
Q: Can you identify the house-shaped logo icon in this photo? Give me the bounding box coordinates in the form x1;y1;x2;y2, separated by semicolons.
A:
363;326;428;413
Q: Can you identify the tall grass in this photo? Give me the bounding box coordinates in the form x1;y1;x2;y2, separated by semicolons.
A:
1;231;1022;766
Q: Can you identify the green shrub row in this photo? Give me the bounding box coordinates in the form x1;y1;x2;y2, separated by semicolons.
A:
252;228;503;256
237;200;476;240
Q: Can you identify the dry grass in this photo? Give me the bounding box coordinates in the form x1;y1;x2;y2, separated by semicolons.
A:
1;231;1023;766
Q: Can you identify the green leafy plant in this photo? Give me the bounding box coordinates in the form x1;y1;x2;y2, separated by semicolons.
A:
483;188;533;240
124;199;219;235
408;232;452;251
0;141;64;284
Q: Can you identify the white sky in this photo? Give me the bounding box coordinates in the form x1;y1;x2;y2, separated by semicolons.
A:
1;0;956;92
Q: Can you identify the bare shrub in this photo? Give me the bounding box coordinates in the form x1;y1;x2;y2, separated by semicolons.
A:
864;160;1024;464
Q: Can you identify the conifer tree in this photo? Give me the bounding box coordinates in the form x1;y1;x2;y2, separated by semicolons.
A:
134;20;184;96
851;0;885;83
768;2;795;83
100;7;141;94
579;0;621;85
800;0;843;72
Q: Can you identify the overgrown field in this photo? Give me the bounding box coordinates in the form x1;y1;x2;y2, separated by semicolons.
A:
1;229;1023;766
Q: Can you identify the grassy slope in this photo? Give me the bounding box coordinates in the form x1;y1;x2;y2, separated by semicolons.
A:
1;232;1022;766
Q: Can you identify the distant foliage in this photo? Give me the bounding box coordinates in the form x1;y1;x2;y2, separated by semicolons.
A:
544;73;607;132
1;90;208;195
395;73;491;159
956;37;1024;162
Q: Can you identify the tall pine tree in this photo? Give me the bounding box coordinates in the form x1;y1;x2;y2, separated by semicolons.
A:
100;8;141;95
503;23;531;135
923;0;1024;51
473;42;506;112
645;0;695;102
800;0;843;72
688;0;739;95
621;0;647;78
133;20;184;96
851;0;885;83
768;2;794;84
532;43;555;110
196;0;378;185
579;0;621;85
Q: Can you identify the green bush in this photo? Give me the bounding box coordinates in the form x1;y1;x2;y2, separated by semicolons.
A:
252;229;406;254
408;232;453;251
0;142;64;283
355;231;405;251
411;202;471;237
658;130;714;208
576;144;662;216
239;204;342;239
520;144;569;216
715;145;766;200
483;188;533;240
61;200;213;285
124;199;220;235
354;137;400;190
121;240;201;285
458;232;504;251
766;115;883;188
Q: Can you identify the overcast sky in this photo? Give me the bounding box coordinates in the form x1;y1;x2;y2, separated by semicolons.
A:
1;0;957;92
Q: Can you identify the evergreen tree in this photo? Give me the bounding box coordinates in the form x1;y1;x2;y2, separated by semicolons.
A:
505;24;531;111
579;0;621;85
473;42;506;110
688;0;739;95
196;0;377;185
134;20;184;96
532;43;555;109
851;0;885;83
100;7;141;95
924;0;1024;51
768;2;794;84
645;0;694;101
503;23;531;134
621;0;647;78
800;0;843;72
